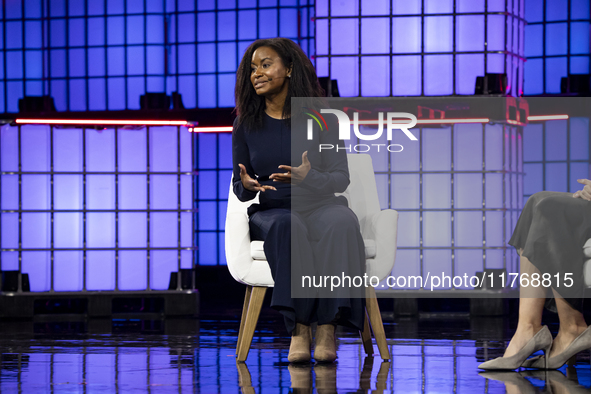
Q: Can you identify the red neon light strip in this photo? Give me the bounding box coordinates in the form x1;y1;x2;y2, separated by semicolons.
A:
527;115;569;121
15;118;189;126
12;116;571;130
417;118;490;124
189;126;234;132
191;119;492;133
357;118;490;125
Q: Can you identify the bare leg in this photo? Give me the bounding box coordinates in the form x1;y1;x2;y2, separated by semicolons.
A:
503;252;546;357
548;291;587;358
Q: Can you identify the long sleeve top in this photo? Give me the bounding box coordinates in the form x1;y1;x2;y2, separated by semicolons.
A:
232;113;350;215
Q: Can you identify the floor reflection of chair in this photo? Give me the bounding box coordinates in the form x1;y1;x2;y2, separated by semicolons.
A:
359;357;391;393
236;361;256;394
226;154;399;362
359;356;373;391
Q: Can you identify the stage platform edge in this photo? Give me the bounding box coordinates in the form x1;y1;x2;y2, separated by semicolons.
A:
0;290;200;319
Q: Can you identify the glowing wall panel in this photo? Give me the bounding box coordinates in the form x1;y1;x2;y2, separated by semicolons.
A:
349;123;522;288
315;0;525;97
0;0;314;112
207;123;521;280
524;0;591;94
0;124;194;292
523;118;591;203
194;132;233;266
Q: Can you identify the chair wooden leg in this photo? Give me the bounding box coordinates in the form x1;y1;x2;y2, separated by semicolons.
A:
365;287;390;360
236;286;253;355
360;310;373;356
236;286;267;362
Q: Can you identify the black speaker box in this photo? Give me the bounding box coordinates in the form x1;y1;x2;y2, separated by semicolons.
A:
140;92;171;110
561;74;590;94
18;96;57;113
1;271;30;292
318;77;340;97
168;269;196;290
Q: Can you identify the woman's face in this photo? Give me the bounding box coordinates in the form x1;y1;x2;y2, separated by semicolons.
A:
250;46;291;97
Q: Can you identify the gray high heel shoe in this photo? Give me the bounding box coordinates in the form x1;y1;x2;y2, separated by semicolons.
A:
478;326;553;370
521;325;591;369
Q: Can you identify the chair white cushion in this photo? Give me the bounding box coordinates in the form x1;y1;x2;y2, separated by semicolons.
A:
250;239;377;261
584;239;591;287
250;241;266;260
584;239;591;258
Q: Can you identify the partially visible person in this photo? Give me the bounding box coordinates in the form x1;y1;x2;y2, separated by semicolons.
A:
479;179;591;370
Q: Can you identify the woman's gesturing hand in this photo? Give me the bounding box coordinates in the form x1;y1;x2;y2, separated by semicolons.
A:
239;164;276;192
573;179;591;201
270;151;311;185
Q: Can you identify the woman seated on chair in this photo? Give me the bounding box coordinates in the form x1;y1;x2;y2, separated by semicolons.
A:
231;37;366;363
479;181;591;370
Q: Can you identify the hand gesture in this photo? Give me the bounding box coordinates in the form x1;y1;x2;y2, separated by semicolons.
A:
239;164;276;192
269;151;311;185
573;179;591;201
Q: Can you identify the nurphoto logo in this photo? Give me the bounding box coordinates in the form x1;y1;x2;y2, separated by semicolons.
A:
305;109;418;153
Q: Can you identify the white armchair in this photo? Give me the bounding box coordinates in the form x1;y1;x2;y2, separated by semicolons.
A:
225;154;399;362
583;240;591;286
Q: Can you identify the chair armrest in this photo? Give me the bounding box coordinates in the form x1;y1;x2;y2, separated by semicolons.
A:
224;211;253;283
362;209;399;280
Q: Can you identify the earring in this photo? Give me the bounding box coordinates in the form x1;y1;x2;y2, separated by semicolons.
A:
287;75;291;78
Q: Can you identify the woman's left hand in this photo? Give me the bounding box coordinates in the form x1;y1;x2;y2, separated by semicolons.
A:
270;151;311;184
573;179;591;201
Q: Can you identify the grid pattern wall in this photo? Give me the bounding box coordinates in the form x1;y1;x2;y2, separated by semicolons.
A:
352;124;522;289
0;125;194;292
206;123;522;285
195;132;233;266
0;0;315;113
314;0;525;97
523;118;591;202
524;0;591;94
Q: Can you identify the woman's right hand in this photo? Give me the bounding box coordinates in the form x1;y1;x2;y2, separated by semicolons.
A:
573;179;591;201
239;164;276;192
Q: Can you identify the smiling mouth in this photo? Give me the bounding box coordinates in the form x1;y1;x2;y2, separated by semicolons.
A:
254;81;268;89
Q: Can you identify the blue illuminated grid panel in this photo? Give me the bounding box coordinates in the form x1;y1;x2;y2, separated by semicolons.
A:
523;118;591;201
0;0;314;112
524;0;591;94
195;132;233;266
205;122;523;278
314;0;525;97
0;124;194;292
350;123;522;289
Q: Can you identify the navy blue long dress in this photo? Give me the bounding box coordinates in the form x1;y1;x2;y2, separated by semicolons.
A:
231;113;366;334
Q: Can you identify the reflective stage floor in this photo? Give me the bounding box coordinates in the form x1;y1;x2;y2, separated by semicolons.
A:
1;315;590;393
